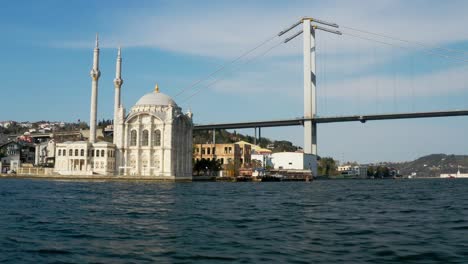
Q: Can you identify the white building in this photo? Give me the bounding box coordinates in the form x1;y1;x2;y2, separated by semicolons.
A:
270;152;317;174
251;153;272;168
440;167;468;178
338;165;368;178
34;139;55;166
54;36;193;180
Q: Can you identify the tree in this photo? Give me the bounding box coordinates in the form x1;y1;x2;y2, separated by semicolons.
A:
318;157;338;176
193;158;223;176
0;148;6;160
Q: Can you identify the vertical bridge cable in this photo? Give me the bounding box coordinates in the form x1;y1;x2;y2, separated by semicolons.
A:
410;54;415;112
392;46;397;113
357;37;362;115
323;36;328;116
373;44;379;114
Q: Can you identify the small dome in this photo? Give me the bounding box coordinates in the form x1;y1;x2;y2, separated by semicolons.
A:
135;85;177;106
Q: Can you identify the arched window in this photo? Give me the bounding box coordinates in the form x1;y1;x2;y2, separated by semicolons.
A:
92;149;95;157
96;150;100;157
152;129;161;146
101;150;105;157
69;149;73;156
81;149;84;156
75;149;78;156
58;149;61;156
142;130;149;146
130;130;137;146
63;149;66;156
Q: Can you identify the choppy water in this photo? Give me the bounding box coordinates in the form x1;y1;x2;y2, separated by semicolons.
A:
0;179;467;263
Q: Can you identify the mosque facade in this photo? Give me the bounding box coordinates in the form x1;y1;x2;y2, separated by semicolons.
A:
54;36;193;180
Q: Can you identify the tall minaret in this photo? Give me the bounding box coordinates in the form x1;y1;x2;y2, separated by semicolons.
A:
113;47;123;145
89;34;101;143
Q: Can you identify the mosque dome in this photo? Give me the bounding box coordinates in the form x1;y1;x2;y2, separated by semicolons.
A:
135;84;177;106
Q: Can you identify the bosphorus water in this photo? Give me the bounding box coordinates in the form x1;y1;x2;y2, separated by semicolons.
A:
1;178;467;263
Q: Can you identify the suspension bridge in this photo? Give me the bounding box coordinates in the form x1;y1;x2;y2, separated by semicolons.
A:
174;17;468;173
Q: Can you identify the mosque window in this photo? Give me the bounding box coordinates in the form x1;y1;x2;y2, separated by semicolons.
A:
101;150;105;157
130;130;137;146
152;129;161;147
142;130;149;146
69;149;73;156
81;149;84;156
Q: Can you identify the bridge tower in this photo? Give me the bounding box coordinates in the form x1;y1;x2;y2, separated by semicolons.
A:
281;17;341;176
302;18;317;156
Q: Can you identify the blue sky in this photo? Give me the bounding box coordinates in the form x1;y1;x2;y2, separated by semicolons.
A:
1;0;468;163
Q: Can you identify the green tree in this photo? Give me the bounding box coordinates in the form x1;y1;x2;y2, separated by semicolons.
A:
193;158;223;176
0;148;6;160
318;157;338;176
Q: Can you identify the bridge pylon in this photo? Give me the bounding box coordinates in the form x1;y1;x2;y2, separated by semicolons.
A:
302;18;317;156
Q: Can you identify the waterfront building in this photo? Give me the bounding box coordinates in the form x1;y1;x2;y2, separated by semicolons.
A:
0;141;36;173
337;165;368;178
440;167;468;178
251;153;273;168
235;140;272;154
193;143;251;172
270;152;317;173
34;139;55;166
54;36;193;180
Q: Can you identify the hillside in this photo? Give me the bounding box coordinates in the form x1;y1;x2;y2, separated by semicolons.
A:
387;154;468;177
193;129;300;152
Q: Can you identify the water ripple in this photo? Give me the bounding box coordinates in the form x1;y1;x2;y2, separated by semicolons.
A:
0;179;467;263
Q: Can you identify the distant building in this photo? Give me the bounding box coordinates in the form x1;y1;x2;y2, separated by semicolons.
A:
338;165;368;178
0;121;14;128
0;141;36;173
440;167;468;178
193;143;251;173
251;153;272;168
34;140;56;166
270;152;317;173
235;141;271;169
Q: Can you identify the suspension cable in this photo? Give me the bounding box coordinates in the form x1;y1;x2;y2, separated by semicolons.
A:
342;25;468;56
174;33;279;98
181;40;285;104
342;31;468;64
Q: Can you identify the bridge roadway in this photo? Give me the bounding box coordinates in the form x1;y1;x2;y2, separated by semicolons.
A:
193;110;468;130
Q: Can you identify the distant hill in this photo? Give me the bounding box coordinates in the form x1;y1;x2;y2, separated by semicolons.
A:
387;154;468;177
193;129;300;153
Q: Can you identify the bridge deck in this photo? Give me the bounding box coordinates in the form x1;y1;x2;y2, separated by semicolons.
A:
193;110;468;130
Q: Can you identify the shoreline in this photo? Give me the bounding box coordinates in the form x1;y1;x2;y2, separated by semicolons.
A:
0;174;192;182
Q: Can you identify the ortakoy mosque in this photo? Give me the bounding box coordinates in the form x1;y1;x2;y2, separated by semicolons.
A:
54;36;193;180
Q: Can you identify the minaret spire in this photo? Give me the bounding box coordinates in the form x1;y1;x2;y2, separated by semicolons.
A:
89;33;101;143
113;46;124;145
